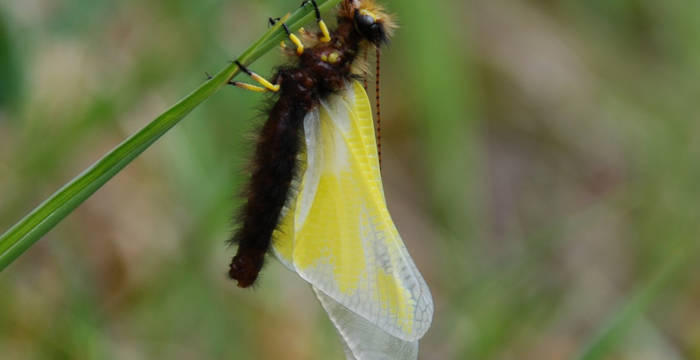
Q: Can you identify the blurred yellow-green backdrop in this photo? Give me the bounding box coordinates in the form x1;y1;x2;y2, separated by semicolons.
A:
2;0;700;359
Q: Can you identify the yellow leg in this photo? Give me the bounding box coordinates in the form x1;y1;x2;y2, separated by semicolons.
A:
288;32;304;55
234;61;280;92
301;0;330;42
251;74;280;91
318;19;331;42
230;81;267;93
271;18;305;55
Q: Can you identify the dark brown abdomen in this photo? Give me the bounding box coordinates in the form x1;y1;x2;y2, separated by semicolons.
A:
228;94;309;287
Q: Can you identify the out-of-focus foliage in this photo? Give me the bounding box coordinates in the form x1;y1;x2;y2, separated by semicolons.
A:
0;9;21;111
1;0;699;359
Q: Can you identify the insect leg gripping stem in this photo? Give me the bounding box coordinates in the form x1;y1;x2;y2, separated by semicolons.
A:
229;60;280;93
301;0;331;42
270;17;306;55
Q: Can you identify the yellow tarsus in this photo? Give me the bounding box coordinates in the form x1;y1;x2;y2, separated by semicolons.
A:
289;33;304;55
250;73;280;92
319;20;331;42
232;82;267;93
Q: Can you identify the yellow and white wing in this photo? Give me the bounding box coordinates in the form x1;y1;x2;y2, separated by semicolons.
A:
273;81;433;351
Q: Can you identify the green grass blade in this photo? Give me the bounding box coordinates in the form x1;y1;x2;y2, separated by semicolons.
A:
0;0;342;272
575;250;689;360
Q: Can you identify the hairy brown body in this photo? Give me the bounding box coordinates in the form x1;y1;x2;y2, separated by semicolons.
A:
229;0;393;288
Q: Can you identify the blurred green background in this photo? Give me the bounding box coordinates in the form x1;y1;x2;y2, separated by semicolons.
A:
2;0;700;359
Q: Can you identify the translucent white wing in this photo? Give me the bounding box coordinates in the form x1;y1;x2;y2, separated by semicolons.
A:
273;81;433;346
313;286;419;360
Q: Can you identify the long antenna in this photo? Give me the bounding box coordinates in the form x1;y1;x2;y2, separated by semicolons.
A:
376;47;382;169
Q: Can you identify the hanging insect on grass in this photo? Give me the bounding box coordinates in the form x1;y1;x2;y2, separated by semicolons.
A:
224;0;433;358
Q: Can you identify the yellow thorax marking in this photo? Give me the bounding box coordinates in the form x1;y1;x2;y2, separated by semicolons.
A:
328;52;340;64
321;52;341;64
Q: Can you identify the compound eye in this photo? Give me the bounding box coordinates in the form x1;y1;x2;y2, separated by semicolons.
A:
354;9;386;45
354;9;376;30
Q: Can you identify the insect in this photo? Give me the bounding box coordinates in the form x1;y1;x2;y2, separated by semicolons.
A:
225;0;433;358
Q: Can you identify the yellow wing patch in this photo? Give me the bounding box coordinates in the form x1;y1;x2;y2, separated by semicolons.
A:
273;81;433;342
